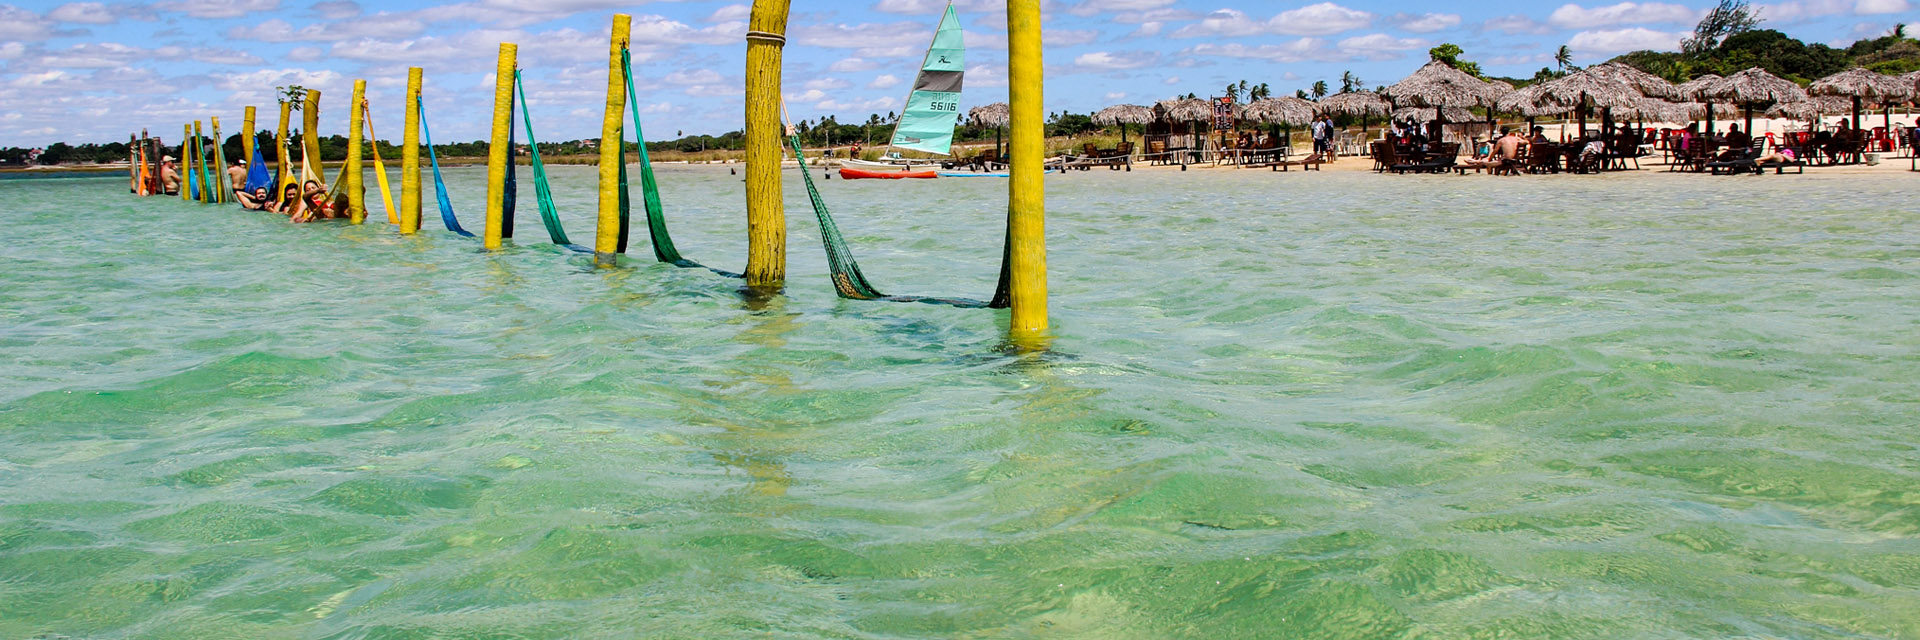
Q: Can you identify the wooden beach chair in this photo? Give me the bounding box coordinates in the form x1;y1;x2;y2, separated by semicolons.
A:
1270;152;1328;172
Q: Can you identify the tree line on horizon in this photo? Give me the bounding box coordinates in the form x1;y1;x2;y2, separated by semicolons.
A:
10;0;1916;166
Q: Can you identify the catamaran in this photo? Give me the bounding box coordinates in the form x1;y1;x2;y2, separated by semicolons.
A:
840;3;963;178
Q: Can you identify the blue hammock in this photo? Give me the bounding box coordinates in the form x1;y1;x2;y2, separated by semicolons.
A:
242;146;275;194
418;96;475;238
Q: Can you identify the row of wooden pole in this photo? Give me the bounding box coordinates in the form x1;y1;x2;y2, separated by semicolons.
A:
163;2;1048;341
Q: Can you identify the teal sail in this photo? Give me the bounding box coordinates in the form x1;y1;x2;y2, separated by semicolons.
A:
889;4;964;155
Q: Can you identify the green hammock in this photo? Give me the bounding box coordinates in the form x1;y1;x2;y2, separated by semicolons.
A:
620;49;738;277
784;132;997;309
514;70;590;253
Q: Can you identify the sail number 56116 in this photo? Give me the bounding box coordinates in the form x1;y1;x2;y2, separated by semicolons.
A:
930;101;958;112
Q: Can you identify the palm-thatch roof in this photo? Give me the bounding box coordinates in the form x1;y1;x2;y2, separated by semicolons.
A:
1242;97;1315;126
968;103;1009;128
1091;104;1155;126
1155;97;1211;122
1316;91;1390;117
1529;71;1640;110
1383;61;1507;108
1905;70;1920;93
1697;67;1809;105
1808;67;1914;101
1616;97;1695;122
1766;95;1853;119
1391;106;1475;123
1587;62;1681;99
1495;83;1568;117
1677;74;1725;100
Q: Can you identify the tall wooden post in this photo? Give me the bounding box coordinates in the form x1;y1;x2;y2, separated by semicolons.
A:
401;67;423;234
744;0;791;290
1006;0;1049;339
595;15;631;257
192;120;207;203
275;101;292;192
181;123;192;202
210;116;228;203
484;43;517;250
302;89;322;182
241;106;256;165
345;79;368;223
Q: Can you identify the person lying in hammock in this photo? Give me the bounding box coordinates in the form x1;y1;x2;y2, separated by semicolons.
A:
290;180;339;223
269;183;299;215
236;186;271;211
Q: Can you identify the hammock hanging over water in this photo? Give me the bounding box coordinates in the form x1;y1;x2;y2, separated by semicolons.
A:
242;145;275;194
784;129;999;309
418;95;476;238
620;48;737;277
513;69;590;253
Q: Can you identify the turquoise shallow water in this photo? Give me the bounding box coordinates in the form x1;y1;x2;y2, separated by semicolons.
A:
2;166;1918;638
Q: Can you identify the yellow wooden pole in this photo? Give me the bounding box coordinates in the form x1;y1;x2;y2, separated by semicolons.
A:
181;123;192;202
192;120;207;203
1006;0;1049;338
484;43;517;250
302;89;322;185
275;101;292;194
241;106;256;165
744;0;790;290
345;79;367;224
402;67;423;234
594;15;631;256
210;116;228;204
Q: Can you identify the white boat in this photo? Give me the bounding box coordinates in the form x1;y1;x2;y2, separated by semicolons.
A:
842;156;944;171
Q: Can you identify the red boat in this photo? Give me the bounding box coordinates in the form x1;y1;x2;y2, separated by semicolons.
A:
839;167;939;180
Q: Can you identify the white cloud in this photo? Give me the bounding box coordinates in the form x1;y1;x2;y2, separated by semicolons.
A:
665;68;723;85
47;2;116;24
1547;3;1701;29
1854;0;1912;12
1068;0;1178;17
1388;12;1461;33
803;77;850;90
1754;0;1852;20
226;16;426;42
154;0;279;19
1163;75;1180;85
1104;91;1127;100
1566;27;1688;53
1182;34;1423;63
867;74;900;89
1171;4;1373;38
829;58;884;72
1073;50;1156;70
706;3;749;22
310;0;361;19
1480;14;1554;35
874;0;999;13
0;5;60;41
0;42;26;59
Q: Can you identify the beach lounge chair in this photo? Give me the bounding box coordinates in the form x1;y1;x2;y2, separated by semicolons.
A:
1147;140;1173;166
1371;142;1400;173
1705;141;1765;175
1402;143;1459;174
1270;152;1328;172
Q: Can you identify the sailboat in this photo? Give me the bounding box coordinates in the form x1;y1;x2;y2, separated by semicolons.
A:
840;2;963;179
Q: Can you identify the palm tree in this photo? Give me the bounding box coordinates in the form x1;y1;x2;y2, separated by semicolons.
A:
1224;83;1239;101
1554;45;1574;73
1252;83;1271;100
1311;80;1329;100
1339;71;1359;93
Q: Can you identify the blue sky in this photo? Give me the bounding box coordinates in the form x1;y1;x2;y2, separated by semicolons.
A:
1;0;1913;146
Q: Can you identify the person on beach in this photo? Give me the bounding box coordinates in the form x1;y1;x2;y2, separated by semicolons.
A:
1725;125;1752;151
290;180;335;223
228;160;247;194
1530;126;1550;145
160;156;180;194
1753;147;1797;166
272;183;299;215
1311;115;1333;157
1464;129;1524;172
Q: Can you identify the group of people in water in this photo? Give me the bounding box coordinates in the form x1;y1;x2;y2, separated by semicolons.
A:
153;154;343;223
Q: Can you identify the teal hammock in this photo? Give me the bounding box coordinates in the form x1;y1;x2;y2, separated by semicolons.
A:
619;48;738;277
514;70;590;253
784;133;999;309
418;95;475;238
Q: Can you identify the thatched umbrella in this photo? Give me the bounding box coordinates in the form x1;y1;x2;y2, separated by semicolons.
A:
1092;104;1154;147
1383;61;1508;141
1677;74;1725;133
1695;67;1808;134
1809;67;1913;137
1243;97;1315;150
1392;106;1474;123
969;102;1009;157
1318;90;1390;141
1156;97;1212;156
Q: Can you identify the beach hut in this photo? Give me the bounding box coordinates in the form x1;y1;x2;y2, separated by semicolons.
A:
1091;104;1153;149
1514;62;1678;140
1695;67;1809;134
1242;97;1315;156
1383;61;1508;143
1809;68;1913;141
1154;97;1213;160
969;102;1009;157
1495;83;1568;132
1677;74;1726;133
1317;90;1390;146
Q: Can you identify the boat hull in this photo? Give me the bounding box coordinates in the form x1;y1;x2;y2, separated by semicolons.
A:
840;167;939;180
841;158;942;171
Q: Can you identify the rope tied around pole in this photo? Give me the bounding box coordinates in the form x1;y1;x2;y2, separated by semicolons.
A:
744;30;786;46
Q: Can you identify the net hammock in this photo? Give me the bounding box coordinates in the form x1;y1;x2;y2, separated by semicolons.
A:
418;95;476;238
782;111;1003;309
513;69;591;253
360;100;398;224
620;48;738;277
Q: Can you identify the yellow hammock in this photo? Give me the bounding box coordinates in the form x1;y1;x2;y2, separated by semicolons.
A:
362;98;398;224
